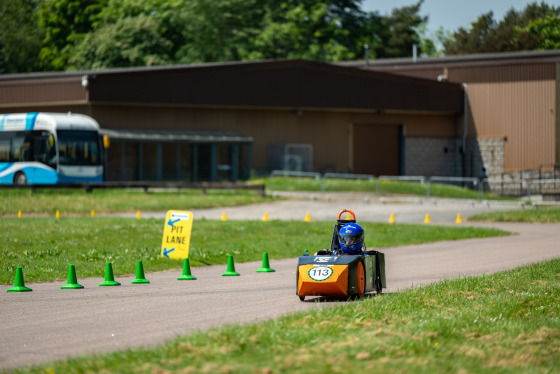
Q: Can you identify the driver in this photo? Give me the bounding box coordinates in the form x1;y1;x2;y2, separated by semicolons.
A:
338;223;365;254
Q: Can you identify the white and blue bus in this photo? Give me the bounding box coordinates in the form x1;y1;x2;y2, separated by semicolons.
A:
0;112;105;184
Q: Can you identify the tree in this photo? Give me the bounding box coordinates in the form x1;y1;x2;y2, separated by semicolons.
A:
374;0;426;58
523;12;560;49
37;0;108;70
0;0;43;73
241;1;354;61
69;15;172;69
444;2;560;55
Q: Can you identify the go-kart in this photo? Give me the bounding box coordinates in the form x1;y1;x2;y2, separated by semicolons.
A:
297;209;386;301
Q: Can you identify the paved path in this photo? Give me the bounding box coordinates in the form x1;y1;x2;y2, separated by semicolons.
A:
131;194;526;225
1;198;558;371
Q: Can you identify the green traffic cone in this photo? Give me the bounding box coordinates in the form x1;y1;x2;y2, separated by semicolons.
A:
99;262;121;286
7;266;32;292
177;258;197;280
256;252;275;273
222;255;240;276
61;264;84;289
131;260;150;284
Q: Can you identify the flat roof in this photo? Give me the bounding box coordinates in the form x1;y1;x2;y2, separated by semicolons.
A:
338;49;560;69
0;59;464;115
100;129;252;143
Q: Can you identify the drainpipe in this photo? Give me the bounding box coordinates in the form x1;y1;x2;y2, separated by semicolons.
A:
462;83;468;178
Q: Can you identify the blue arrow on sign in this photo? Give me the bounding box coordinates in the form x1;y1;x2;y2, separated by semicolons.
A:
167;218;181;227
163;247;175;258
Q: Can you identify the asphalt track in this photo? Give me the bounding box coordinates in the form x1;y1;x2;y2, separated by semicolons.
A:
1;196;559;371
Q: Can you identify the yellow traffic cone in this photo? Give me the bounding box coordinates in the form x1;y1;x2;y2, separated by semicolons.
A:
345;212;352;220
221;211;228;221
424;213;431;224
56;210;60;219
304;212;311;222
18;210;22;218
91;210;95;218
263;212;269;222
455;213;462;224
388;213;395;223
137;210;141;219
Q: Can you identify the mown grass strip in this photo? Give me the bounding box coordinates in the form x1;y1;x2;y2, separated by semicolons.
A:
263;177;513;201
15;258;560;374
0;189;272;216
469;206;560;223
0;218;509;284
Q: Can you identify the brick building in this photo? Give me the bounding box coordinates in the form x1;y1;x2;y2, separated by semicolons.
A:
0;60;464;181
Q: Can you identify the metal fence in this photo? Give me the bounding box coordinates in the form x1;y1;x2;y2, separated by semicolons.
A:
427;176;482;199
269;171;489;200
269;170;560;203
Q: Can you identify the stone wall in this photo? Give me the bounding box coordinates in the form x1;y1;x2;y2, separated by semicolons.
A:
465;137;505;179
404;137;506;180
404;137;460;177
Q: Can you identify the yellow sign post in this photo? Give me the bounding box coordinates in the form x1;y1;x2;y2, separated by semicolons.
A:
160;210;193;260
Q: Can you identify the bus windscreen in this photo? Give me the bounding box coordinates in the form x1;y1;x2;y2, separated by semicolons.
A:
57;130;101;166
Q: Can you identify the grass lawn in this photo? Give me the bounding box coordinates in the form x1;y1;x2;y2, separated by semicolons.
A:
0;218;509;284
13;258;560;373
0;188;272;216
469;206;560;223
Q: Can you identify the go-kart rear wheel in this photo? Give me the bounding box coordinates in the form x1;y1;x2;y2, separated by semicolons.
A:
299;295;305;301
357;261;365;297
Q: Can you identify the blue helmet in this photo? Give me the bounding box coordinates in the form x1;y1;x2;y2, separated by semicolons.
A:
338;223;364;254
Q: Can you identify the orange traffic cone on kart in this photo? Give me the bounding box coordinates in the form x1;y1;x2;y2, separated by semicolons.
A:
256;252;275;273
177;258;197;280
222;255;240;276
7;267;32;292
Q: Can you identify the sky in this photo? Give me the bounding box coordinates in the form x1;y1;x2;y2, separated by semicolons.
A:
361;0;560;35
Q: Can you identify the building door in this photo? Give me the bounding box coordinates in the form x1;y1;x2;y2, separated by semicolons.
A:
352;124;402;176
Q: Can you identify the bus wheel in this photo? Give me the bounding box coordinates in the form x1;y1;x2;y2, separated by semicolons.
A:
14;172;27;185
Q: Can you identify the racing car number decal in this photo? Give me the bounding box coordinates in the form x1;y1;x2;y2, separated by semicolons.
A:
314;256;338;263
308;266;333;281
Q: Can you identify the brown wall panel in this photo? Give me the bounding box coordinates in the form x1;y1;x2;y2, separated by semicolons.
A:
352;124;400;175
89;105;456;173
466;80;556;171
0;78;86;107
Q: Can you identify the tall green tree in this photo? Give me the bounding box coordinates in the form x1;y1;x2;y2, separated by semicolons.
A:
523;12;560;49
37;0;107;70
444;2;560;54
242;1;354;61
373;0;426;58
0;0;43;73
69;15;172;69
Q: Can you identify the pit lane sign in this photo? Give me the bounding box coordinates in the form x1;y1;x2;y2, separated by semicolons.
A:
160;210;193;259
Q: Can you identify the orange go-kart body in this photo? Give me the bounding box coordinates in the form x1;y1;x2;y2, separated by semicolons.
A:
296;209;386;301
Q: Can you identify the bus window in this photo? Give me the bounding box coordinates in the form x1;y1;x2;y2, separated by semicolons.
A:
0;135;10;162
57;130;101;166
12;134;32;162
32;131;56;168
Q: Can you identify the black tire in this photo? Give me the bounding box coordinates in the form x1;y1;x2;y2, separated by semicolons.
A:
14;172;27;185
299;295;305;301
